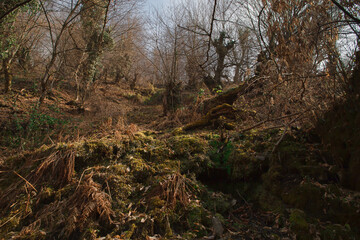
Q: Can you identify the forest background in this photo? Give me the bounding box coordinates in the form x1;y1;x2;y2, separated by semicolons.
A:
0;0;360;239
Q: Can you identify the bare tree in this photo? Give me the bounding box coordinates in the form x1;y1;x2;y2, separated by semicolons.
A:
38;0;82;104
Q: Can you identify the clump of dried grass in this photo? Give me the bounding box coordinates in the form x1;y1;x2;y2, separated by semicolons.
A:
0;148;76;212
98;116;139;141
147;172;194;209
154;107;202;130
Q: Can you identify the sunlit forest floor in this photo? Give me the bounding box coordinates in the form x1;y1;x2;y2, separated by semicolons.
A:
0;79;359;240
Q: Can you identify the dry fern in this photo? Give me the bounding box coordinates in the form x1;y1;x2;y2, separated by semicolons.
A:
30;148;76;188
62;173;113;237
14;173;114;238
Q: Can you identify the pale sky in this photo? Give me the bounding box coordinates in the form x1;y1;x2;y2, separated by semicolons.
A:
145;0;181;11
147;0;167;7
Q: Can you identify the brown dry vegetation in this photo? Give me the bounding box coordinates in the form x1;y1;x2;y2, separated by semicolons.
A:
1;0;360;239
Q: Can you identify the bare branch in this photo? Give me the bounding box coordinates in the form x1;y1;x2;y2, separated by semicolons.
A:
0;0;33;22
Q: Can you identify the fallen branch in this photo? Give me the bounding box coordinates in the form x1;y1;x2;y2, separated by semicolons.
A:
240;110;309;133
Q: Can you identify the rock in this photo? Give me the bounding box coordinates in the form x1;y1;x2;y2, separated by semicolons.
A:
212;216;224;239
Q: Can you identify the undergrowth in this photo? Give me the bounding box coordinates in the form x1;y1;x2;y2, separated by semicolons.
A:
0;104;72;150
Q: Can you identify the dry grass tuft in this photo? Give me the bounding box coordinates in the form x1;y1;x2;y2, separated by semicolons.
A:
0;148;76;212
147;172;193;209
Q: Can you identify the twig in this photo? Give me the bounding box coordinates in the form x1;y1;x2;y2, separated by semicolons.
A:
331;0;360;24
236;190;249;206
271;114;303;154
0;212;21;228
76;167;93;190
13;171;37;192
240;110;308;133
105;180;112;200
271;124;289;154
24;185;30;213
0;0;33;21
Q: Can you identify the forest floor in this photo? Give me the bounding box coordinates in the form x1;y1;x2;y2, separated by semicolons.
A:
0;79;359;239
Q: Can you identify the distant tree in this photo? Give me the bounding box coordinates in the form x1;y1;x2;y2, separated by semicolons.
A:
0;0;38;92
38;0;82;104
78;0;112;103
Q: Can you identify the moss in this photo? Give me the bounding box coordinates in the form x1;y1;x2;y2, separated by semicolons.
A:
179;153;212;176
186;201;210;237
223;122;235;130
276;138;308;168
282;181;324;214
298;165;329;182
325;187;360;228
201;191;232;214
229;148;267;180
75;140;122;171
165;216;173;237
183;118;210;131
182;231;197;239
134;131;155;143
109;163;128;175
289;209;311;240
168;135;207;156
255;186;285;213
172;127;184;136
320;223;355;240
262;166;284;194
144;89;164;105
0;194;30;236
4;127;360;239
38;186;56;204
122;223;137;239
55;184;75;201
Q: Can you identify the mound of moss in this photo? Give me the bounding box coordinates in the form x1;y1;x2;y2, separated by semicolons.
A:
0;134;230;239
1;129;359;239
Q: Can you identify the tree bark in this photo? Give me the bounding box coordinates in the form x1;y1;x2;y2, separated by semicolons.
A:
3;58;12;93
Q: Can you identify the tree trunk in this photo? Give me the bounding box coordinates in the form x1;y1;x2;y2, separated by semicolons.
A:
203;75;218;93
39;74;50;104
130;73;138;90
233;64;241;83
3;58;12;93
115;68;121;83
202;83;250;114
214;53;225;88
